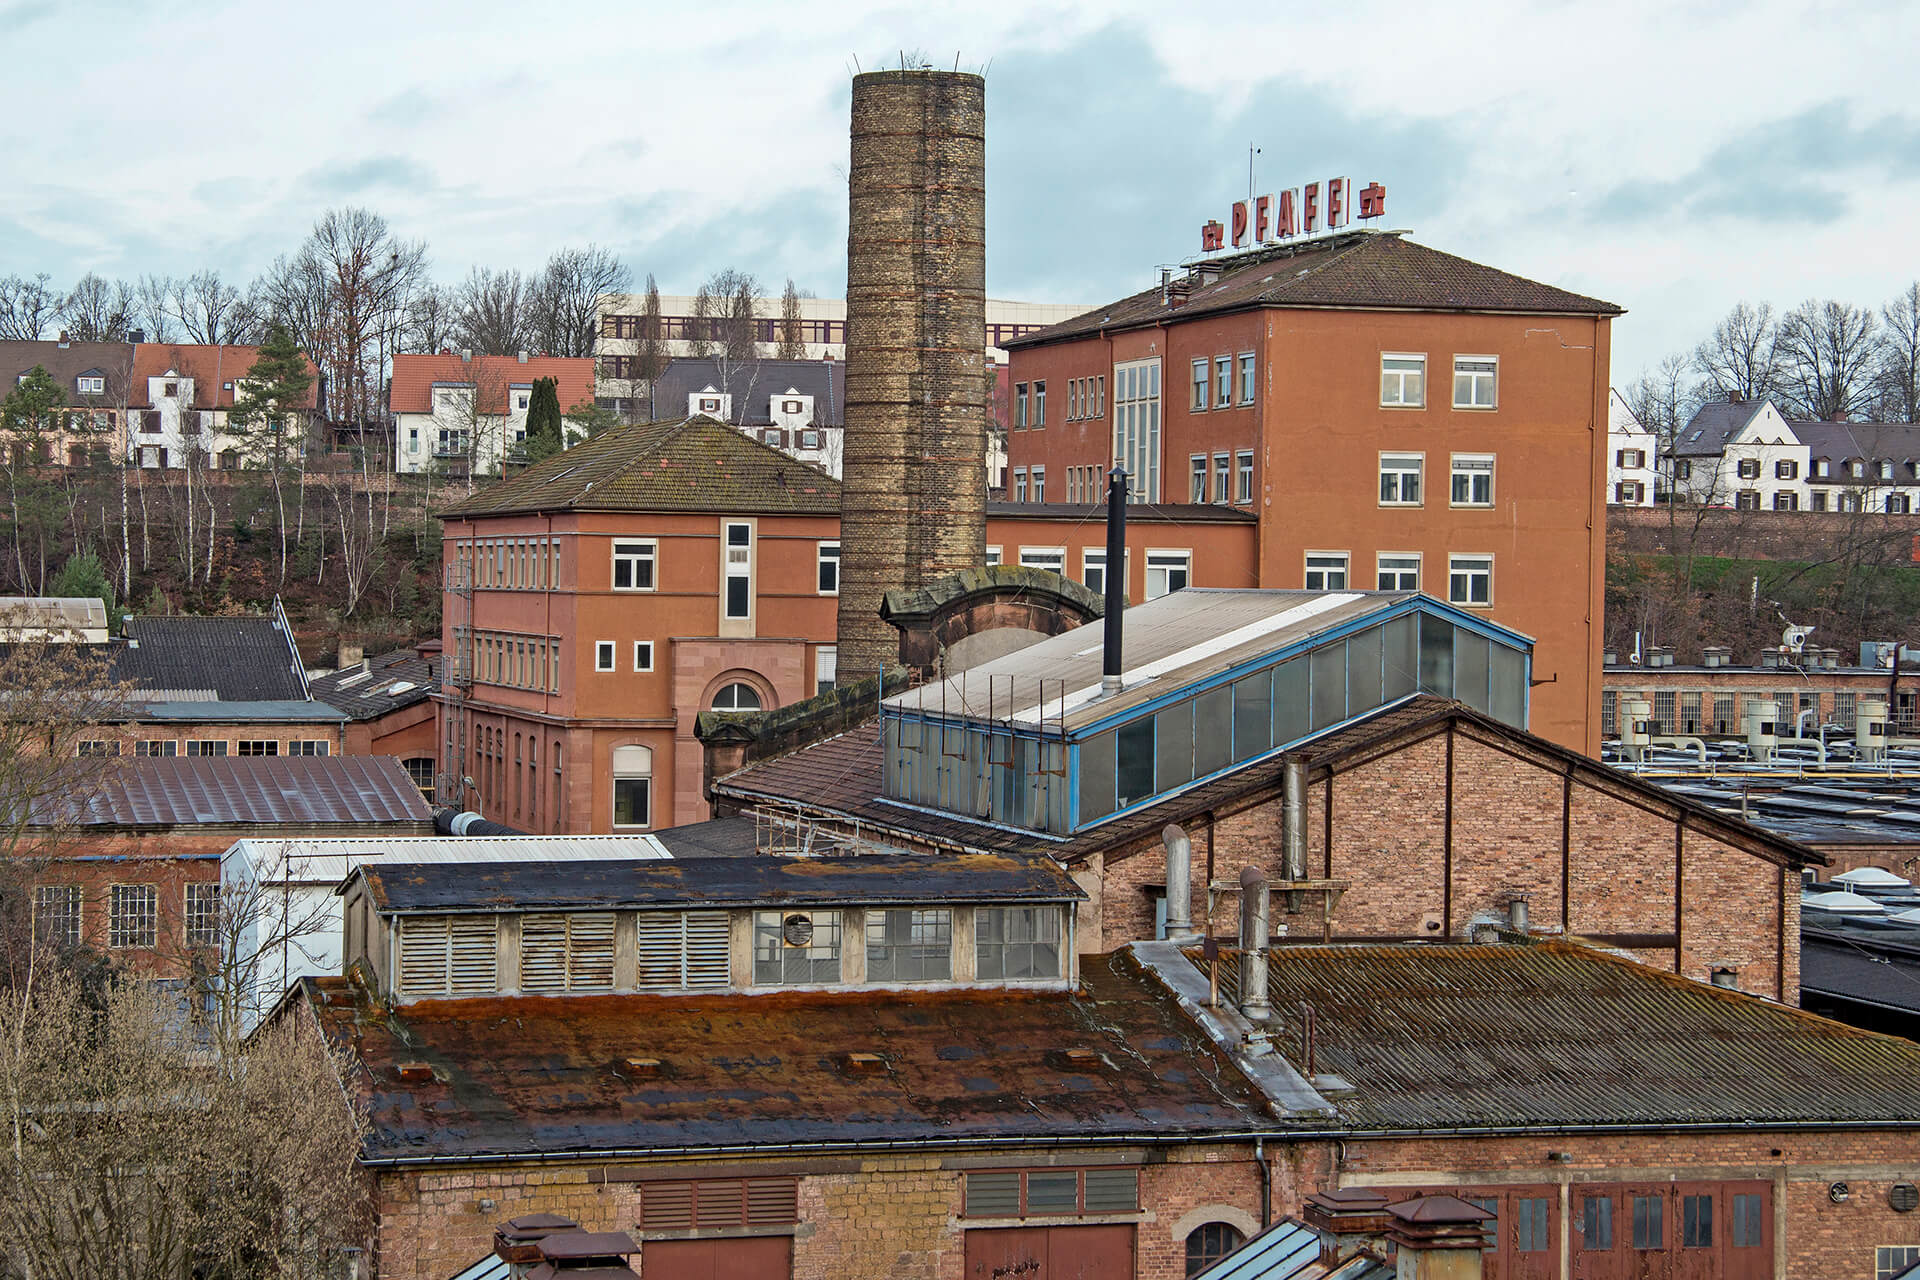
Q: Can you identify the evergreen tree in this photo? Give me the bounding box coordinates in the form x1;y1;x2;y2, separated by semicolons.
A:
48;550;115;628
777;279;806;360
523;376;564;464
634;275;666;388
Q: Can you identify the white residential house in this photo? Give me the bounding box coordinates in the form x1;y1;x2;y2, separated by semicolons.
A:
1667;397;1810;510
390;353;595;477
1607;388;1658;506
123;343;313;471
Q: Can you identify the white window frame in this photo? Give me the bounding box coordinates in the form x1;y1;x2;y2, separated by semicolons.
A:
612;539;656;591
1377;552;1421;592
1014;383;1028;430
817;540;840;594
109;883;157;949
612;744;652;829
1380;353;1426;408
1237;352;1255;405
723;521;753;620
1304;552;1349;591
1145;550;1190;600
595;641;615;672
1013;468;1028;503
1235;450;1253;503
1215;355;1232;407
1018;546;1066;574
1082;547;1123;598
1449;554;1493;607
1452;355;1498;409
1379;452;1424;506
78;376;104;396
1212;452;1230;504
1189;454;1207;503
1030;466;1046;502
633;641;654;672
1191;359;1209;412
1450;454;1495;507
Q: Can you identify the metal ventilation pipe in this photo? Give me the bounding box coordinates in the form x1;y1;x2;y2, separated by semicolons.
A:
1710;967;1739;989
1101;466;1127;698
1282;758;1308;883
1239;866;1271;1023
1507;896;1529;933
1161;823;1198;943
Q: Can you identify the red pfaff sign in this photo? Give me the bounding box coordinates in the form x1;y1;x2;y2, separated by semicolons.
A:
1201;179;1385;252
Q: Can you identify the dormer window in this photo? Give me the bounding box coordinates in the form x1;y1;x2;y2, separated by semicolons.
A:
783;399;803;414
76;376;104;396
700;397;721;413
162;381;177;397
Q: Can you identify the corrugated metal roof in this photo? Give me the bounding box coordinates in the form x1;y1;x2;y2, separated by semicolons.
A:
886;590;1527;731
1244;942;1920;1131
303;950;1286;1164
352;852;1083;914
224;834;674;886
140;700;345;722
36;756;434;828
115;613;308;701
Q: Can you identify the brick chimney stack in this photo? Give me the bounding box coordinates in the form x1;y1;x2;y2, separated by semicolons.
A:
835;68;988;676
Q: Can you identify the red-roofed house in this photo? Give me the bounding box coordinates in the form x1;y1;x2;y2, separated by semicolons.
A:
126;342;320;471
390;352;595;478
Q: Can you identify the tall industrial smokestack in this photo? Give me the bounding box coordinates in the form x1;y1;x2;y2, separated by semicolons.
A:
836;69;989;675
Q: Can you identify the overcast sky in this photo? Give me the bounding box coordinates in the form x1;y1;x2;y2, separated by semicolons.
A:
3;0;1916;381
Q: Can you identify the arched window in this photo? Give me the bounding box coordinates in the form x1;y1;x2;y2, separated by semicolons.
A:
612;745;652;829
1185;1223;1244;1276
711;682;763;711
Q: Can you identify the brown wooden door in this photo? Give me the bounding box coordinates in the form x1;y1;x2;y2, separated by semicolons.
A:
963;1225;1136;1279
643;1235;793;1279
1503;1188;1558;1280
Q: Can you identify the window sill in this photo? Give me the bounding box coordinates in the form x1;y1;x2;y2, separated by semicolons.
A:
1379;501;1424;509
1449;502;1496;510
1451;404;1498;412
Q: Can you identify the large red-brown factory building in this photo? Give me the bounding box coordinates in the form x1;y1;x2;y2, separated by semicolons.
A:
1003;225;1620;754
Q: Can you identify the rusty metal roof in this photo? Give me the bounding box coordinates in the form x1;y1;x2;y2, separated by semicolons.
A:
351;852;1082;914
1244;941;1920;1132
301;951;1288;1165
37;756;434;829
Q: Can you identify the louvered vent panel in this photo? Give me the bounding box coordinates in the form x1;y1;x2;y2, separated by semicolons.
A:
965;1171;1021;1218
745;1178;799;1226
521;915;569;993
684;912;731;990
568;913;616;990
641;1181;694;1230
1083;1168;1139;1213
398;917;450;994
448;915;497;993
695;1178;748;1229
635;912;685;991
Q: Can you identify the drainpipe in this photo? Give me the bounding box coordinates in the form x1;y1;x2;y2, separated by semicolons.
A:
1101;466;1127;698
1252;1137;1272;1228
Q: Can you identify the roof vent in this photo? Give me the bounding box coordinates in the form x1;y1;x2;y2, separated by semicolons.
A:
1709;966;1739;990
1047;1047;1110;1071
395;1061;435;1084
838;1052;888;1076
1892;1182;1918;1213
618;1056;664;1078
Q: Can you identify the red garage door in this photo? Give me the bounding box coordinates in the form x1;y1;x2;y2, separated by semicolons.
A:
643;1235;792;1279
963;1225;1136;1280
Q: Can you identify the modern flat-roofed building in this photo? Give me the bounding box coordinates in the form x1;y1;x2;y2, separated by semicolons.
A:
1003;229;1621;754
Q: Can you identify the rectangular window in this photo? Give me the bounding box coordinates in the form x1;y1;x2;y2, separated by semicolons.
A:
1579;1195;1613;1251
1449;554;1493;606
1032;380;1046;427
1878;1247;1920;1280
865;908;952;982
612;540;656;591
1235;450;1253;503
109;884;157;949
753;909;842;985
1013;468;1027;503
1736;458;1761;479
1019;546;1066;574
1777;459;1798;479
613;772;650;828
289;740;329;756
1145;551;1190;599
1632;1195;1665;1249
724;522;752;619
976;907;1062;980
1112;359;1163;502
1190;454;1207;503
1082;549;1111;598
1238;352;1255;404
1215;355;1232;407
1730;1193;1763;1248
1452;355;1497;408
34;886;80;949
237;740;278;756
135;740;176;757
1377;553;1420;591
1304;553;1349;591
1212;452;1230;503
817;541;840;594
596;641;615;671
1774;491;1799;511
1735;489;1761;510
1381;354;1426;406
633;641;653;672
815;645;837;695
1030;466;1045;502
1379;453;1423;505
1682;1195;1712;1248
1451;454;1494;506
185;740;227;757
1516;1197;1551;1253
1191;359;1209;411
185;882;220;947
963;1169;1137;1218
1014;383;1027;429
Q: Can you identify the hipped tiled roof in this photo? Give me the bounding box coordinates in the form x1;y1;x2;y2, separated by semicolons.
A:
438;415;840;518
1008;233;1621;349
389;353;595;416
128;343;319;410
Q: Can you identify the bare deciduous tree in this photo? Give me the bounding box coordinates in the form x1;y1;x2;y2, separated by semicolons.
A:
1777;298;1883;422
0;274;61;341
454;266;531;356
405;281;459;355
1692;301;1781;405
1877;282;1920;423
528;245;630;359
777;278;806;360
59;273;135;343
168;269;251;345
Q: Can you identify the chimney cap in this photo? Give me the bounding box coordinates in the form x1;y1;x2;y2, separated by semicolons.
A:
1388;1194;1497;1227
